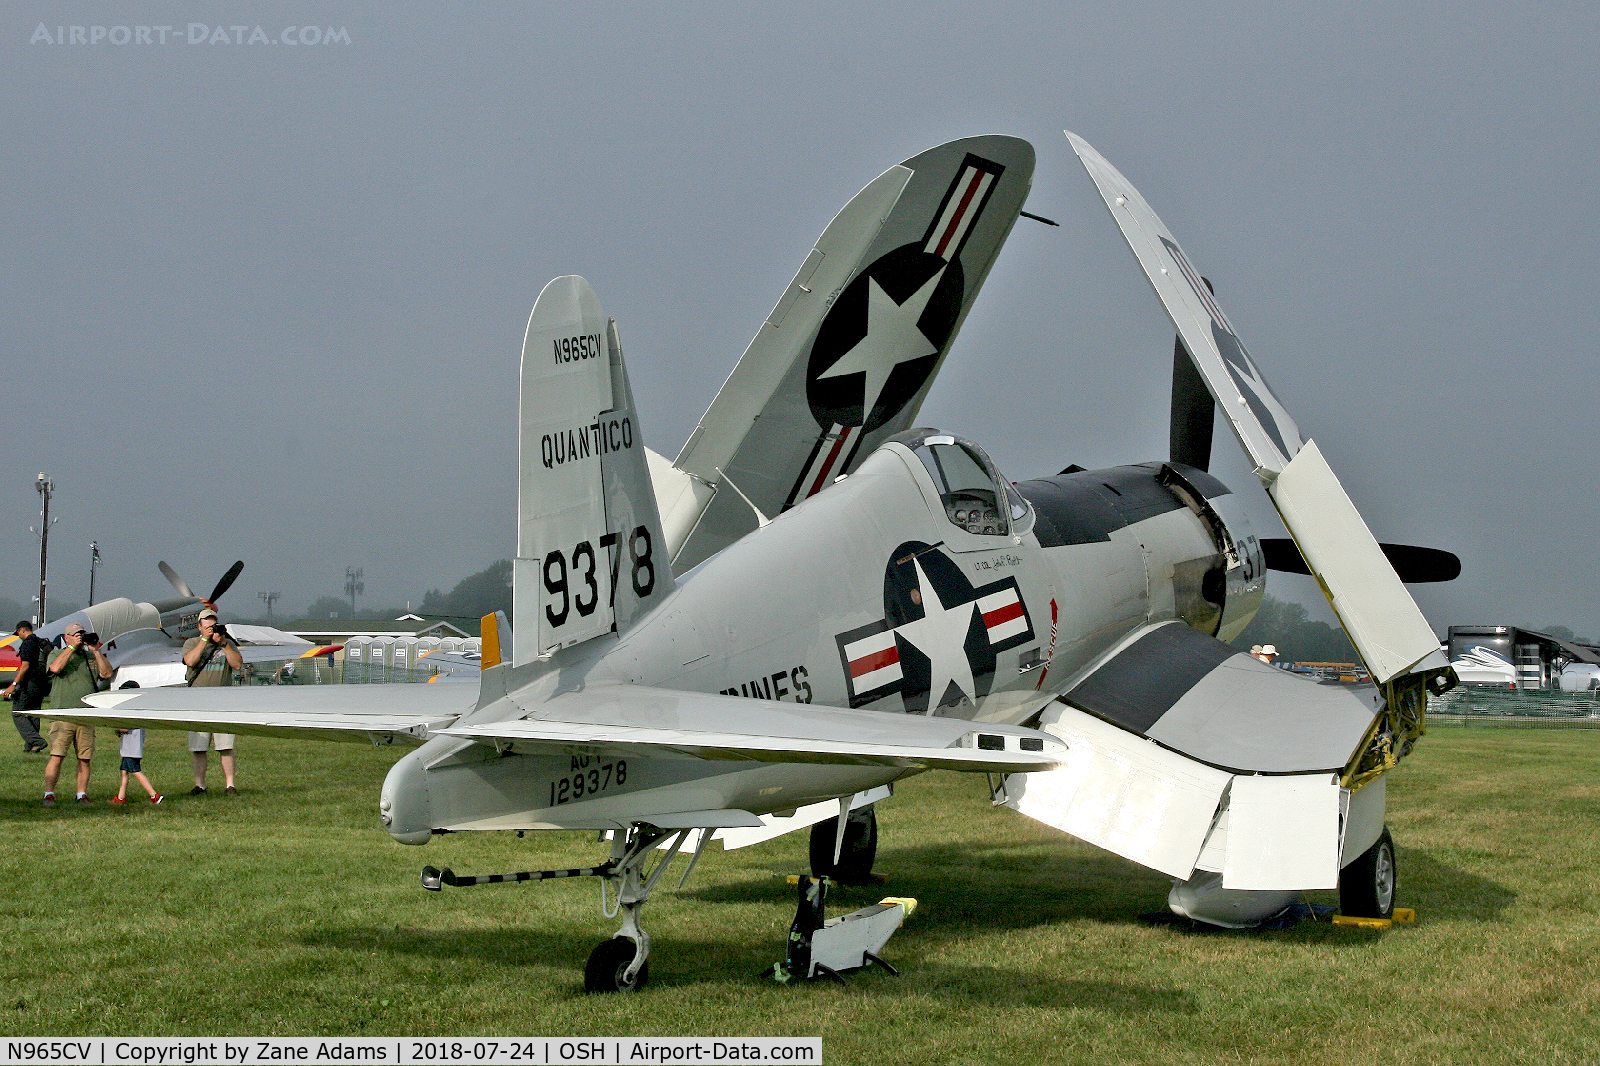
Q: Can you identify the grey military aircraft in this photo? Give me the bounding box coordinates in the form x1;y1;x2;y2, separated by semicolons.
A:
4;560;320;686
70;132;1454;992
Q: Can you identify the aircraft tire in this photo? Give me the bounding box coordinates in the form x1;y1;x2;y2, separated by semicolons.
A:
583;936;649;993
808;806;878;886
1339;826;1396;919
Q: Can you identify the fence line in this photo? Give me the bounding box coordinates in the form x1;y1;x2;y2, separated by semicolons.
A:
1428;685;1600;728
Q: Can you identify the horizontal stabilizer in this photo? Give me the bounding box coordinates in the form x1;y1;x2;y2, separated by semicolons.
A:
1262;537;1460;583
442;683;1065;773
71;685;474;744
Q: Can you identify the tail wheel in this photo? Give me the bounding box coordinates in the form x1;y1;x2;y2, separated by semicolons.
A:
583;937;648;993
1339;826;1396;919
808;806;878;886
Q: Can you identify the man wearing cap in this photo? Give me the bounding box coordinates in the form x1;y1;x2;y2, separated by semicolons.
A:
42;621;113;806
4;621;50;753
181;608;242;795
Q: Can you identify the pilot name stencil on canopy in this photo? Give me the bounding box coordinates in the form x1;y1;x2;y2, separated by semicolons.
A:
540;417;634;469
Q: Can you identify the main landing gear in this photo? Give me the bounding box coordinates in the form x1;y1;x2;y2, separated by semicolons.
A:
421;823;703;994
808;805;878;886
1340;826;1397;919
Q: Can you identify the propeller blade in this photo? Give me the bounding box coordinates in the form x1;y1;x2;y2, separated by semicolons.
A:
208;561;245;605
158;561;195;600
1263;538;1460;583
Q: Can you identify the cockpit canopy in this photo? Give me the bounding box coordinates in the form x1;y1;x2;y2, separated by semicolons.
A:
893;429;1031;538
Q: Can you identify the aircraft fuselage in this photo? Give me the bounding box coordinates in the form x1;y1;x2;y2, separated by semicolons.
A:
381;433;1266;842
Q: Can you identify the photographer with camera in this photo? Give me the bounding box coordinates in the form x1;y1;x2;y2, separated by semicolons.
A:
41;621;113;806
181;608;242;795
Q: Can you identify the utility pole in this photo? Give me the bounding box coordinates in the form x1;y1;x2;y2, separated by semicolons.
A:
33;474;54;625
344;566;364;616
258;590;280;618
88;541;102;606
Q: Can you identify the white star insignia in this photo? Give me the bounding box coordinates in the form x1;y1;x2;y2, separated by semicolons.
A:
817;268;944;422
894;558;977;711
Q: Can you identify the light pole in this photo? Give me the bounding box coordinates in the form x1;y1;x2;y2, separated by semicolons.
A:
344;566;364;616
33;474;54;625
88;541;102;606
259;590;280;618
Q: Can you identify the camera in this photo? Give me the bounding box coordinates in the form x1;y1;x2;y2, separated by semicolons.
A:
212;623;230;641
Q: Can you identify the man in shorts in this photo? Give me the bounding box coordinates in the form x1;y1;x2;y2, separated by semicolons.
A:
43;621;112;806
181;608;242;795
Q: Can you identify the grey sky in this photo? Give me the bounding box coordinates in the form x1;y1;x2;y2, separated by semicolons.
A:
4;2;1596;635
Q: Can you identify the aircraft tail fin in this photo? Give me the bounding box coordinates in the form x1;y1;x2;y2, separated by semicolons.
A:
513;276;674;667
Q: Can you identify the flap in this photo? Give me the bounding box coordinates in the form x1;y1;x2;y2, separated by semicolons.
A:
440;683;1066;773
1222;774;1342;890
1062;622;1380;773
1004;703;1231;879
71;685;474;744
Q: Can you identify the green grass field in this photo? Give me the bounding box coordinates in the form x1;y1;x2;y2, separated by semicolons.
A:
1;724;1596;1064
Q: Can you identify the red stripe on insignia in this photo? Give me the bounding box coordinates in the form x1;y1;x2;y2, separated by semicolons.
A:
982;601;1025;629
807;425;852;498
932;171;985;258
850;645;900;678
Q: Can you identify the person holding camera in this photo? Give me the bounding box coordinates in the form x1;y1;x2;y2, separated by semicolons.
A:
181;608;242;795
4;620;50;753
42;621;113;806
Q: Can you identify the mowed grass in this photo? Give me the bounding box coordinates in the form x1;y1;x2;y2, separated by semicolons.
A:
1;725;1597;1065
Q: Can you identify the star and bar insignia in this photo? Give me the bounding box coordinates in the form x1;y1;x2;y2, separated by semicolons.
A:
835;541;1034;713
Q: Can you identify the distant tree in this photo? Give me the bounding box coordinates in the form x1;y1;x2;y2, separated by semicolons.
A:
0;596;27;625
307;596;353;620
419;560;513;622
1542;624;1578;642
1230;595;1357;664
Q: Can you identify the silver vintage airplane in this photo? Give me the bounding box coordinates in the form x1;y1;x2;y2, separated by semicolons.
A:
70;133;1455;992
3;560;328;687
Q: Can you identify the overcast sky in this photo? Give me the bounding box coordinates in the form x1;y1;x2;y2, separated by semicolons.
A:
4;2;1596;635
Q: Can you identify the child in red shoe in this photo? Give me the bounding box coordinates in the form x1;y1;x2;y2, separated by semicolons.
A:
112;728;163;805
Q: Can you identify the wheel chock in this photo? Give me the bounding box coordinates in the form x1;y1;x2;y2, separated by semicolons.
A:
1333;915;1391;929
1332;907;1415;929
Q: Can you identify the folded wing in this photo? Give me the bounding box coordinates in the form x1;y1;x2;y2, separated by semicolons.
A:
667;135;1036;569
1067;131;1446;686
1003;622;1383;888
